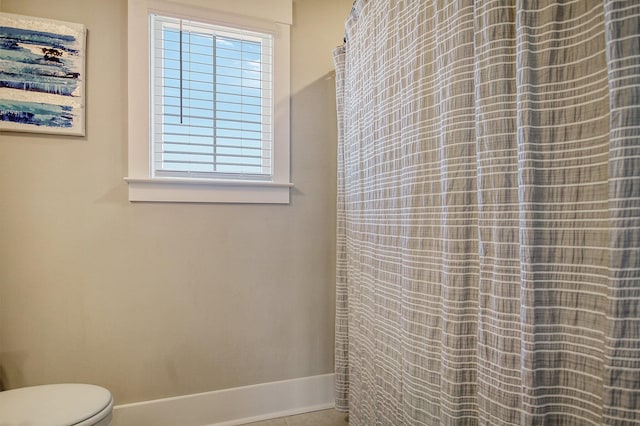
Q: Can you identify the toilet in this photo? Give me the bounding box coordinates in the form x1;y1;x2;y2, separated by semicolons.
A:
0;383;113;425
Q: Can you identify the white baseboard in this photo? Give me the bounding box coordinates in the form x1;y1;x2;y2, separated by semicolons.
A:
110;373;335;426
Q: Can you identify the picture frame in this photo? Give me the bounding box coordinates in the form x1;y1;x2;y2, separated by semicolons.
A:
0;12;86;136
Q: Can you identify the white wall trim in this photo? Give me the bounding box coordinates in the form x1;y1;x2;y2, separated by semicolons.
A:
126;0;292;204
110;373;335;426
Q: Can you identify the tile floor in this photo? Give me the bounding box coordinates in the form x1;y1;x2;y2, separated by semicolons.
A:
245;409;348;426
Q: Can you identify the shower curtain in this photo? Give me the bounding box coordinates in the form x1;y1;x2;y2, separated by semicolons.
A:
333;1;639;425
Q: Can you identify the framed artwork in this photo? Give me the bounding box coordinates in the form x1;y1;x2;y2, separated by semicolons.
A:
0;12;86;136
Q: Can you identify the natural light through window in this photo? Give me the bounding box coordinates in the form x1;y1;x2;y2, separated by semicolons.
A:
126;0;291;203
151;15;273;179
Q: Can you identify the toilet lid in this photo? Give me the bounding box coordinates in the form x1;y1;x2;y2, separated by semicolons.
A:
0;383;113;426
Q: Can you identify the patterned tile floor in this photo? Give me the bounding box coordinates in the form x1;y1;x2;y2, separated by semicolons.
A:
244;409;348;425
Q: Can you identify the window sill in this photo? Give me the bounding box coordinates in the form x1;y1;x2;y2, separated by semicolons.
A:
124;177;293;204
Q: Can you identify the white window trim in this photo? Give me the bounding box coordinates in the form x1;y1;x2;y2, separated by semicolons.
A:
126;0;292;203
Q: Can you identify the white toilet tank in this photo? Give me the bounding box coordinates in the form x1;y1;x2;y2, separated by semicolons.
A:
0;383;113;426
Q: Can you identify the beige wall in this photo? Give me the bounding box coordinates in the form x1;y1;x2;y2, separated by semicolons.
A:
0;0;350;404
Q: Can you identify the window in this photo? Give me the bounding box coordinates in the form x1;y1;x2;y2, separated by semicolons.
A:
126;0;292;203
151;16;273;178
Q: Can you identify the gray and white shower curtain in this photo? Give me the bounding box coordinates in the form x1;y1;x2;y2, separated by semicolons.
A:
333;1;640;425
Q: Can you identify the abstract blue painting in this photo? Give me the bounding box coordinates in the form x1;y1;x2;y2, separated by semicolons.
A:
0;13;86;135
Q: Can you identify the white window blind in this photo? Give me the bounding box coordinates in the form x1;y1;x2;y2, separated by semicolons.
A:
150;14;274;180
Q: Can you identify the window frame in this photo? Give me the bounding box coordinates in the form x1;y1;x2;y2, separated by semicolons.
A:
126;0;292;204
